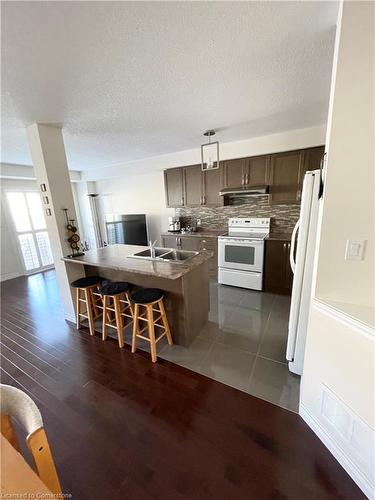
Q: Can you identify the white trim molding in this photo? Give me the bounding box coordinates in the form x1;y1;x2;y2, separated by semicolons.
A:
300;404;375;499
0;271;23;282
313;298;375;339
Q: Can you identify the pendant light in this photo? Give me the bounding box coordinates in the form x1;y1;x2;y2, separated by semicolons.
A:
201;130;219;171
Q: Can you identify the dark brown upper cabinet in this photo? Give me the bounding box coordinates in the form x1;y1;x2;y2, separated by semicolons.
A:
164;167;184;207
184;165;202;207
269;150;304;204
202;166;223;206
302;146;325;172
247;155;270;186
222;158;247;188
164;146;324;208
298;146;325;200
222;156;270;188
164;163;223;208
269;146;325;204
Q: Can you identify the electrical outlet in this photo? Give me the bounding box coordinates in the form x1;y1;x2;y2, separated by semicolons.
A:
345;239;366;261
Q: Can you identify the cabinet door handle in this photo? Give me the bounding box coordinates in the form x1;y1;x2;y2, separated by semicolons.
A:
241;175;244;186
203;195;206;205
181;197;184;205
200;196;202;205
245;173;248;185
297;190;301;201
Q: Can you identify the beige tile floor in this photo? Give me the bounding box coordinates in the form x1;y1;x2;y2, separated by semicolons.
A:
155;281;300;413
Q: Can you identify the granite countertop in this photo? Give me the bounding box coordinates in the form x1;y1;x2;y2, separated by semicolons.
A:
62;244;213;280
161;230;225;238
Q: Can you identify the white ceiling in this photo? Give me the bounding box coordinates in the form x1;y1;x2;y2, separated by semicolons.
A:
1;1;338;171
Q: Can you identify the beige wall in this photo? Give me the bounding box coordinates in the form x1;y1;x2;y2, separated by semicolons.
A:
315;0;374;322
301;3;374;496
96;170;174;244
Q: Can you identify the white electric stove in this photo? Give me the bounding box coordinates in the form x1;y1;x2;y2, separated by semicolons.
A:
218;217;270;290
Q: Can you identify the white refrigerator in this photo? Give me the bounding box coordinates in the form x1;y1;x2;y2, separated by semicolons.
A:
286;170;321;375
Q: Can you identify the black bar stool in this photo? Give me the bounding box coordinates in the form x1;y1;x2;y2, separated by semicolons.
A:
99;282;133;348
70;276;103;336
130;288;172;362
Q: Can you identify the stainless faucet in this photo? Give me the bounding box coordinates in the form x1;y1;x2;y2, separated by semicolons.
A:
149;239;157;259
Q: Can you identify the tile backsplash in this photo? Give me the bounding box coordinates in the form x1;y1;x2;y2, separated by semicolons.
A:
176;196;300;234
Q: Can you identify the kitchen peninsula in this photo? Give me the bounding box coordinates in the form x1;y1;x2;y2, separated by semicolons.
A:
62;244;212;346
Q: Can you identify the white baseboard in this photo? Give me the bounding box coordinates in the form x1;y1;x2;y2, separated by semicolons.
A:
300;403;374;499
0;271;23;282
64;313;76;324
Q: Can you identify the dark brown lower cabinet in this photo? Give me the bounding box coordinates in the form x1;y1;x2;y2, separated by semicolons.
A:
162;235;218;279
264;238;293;294
161;235;180;249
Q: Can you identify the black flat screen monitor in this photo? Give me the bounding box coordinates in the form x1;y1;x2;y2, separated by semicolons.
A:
105;214;148;246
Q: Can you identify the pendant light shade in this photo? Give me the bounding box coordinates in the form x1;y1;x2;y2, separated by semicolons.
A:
201;130;219;171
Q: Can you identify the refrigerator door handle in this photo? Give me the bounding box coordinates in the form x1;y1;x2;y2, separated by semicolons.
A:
290;219;300;274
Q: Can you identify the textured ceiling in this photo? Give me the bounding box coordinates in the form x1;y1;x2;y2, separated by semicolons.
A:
1;1;338;170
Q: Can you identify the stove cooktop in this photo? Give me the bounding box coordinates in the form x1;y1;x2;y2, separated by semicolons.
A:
219;231;269;240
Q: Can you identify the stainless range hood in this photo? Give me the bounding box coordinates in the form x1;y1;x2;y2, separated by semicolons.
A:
219;185;269;197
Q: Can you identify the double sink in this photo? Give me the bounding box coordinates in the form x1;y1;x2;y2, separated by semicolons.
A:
130;247;199;264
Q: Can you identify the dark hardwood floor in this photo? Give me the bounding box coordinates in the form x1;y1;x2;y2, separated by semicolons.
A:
0;270;364;499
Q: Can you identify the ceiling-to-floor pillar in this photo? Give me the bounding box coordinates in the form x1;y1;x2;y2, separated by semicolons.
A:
26;123;83;322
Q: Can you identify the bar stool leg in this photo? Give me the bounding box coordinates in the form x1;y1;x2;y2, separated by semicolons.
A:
102;295;108;341
146;304;157;363
114;295;124;348
90;286;100;317
75;288;81;330
131;304;139;353
126;292;134;320
84;288;95;336
159;299;173;346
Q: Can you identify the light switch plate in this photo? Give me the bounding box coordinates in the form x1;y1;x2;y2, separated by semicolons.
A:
345;239;366;261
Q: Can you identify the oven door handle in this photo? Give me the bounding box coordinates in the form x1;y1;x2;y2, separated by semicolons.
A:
220;239;263;245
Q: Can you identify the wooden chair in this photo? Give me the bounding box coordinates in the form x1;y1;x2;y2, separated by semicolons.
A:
71;276;103;336
99;282;134;348
130;288;173;362
0;384;62;495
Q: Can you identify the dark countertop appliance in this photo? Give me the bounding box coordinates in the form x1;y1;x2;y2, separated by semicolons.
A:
105;214;148;246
